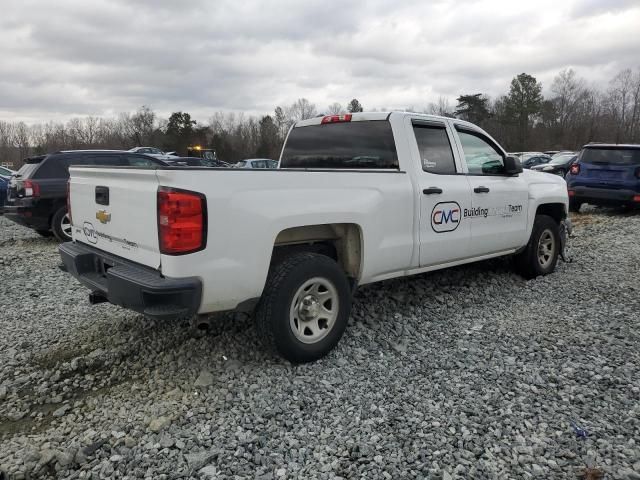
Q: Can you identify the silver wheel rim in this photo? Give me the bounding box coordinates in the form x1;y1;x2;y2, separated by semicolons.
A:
537;229;555;269
289;277;339;344
61;214;72;239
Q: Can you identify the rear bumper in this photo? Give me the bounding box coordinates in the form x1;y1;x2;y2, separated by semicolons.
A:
59;241;202;320
569;186;639;205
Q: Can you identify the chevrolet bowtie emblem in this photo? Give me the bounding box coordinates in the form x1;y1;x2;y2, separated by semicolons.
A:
96;210;111;224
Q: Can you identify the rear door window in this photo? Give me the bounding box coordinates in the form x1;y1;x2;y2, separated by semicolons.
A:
125;154;158;167
412;123;456;174
280;120;398;169
82;154;126;167
581;148;640;165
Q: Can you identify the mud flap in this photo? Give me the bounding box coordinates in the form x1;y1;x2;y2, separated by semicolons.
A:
559;218;573;263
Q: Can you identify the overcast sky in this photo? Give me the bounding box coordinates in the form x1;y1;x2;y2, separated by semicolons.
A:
1;0;639;123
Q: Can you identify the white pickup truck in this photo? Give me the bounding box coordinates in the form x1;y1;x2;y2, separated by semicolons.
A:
60;112;569;362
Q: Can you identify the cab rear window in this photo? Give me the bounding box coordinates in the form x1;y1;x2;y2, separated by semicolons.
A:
581;148;640;165
280;120;398;169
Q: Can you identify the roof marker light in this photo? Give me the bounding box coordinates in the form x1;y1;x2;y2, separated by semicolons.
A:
321;114;352;124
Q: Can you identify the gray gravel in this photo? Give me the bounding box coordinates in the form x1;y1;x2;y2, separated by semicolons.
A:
1;208;639;479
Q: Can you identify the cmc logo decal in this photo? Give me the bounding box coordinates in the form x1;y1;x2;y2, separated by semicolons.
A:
431;202;461;233
83;221;98;244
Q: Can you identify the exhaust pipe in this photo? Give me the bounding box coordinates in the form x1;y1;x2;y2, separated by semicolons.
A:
89;291;108;305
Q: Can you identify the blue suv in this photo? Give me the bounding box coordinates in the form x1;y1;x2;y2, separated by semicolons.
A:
566;144;640;212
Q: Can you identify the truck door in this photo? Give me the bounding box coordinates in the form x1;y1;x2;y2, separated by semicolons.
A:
452;126;529;255
408;118;473;267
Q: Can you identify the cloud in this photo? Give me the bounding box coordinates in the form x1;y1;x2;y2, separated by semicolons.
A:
0;0;638;123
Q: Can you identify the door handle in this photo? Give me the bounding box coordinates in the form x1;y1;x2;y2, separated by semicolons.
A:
423;187;443;195
474;186;490;193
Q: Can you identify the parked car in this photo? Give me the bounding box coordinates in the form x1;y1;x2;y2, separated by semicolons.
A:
60;112;569;362
3;150;167;241
531;152;577;176
566;143;640;212
128;147;177;160
0;175;8;210
234;159;278;169
518;152;552;169
0;166;16;177
164;157;231;168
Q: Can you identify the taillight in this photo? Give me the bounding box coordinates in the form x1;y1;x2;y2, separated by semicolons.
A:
22;179;40;197
66;181;72;224
568;189;575;197
321;114;352;124
157;187;206;255
570;163;580;175
633;195;640;202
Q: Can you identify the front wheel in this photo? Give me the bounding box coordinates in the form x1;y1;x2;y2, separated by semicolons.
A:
51;207;72;242
515;215;560;279
255;252;351;363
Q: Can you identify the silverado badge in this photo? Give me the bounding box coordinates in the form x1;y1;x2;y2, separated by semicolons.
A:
96;210;111;224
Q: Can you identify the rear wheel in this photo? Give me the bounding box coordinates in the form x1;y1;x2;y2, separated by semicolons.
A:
255;252;351;363
51;207;72;242
515;215;560;279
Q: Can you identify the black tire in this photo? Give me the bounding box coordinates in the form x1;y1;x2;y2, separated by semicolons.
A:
35;229;53;237
569;200;582;213
255;252;352;363
515;214;560;279
51;207;72;242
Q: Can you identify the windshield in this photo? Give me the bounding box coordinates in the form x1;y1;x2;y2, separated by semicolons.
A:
281;120;398;169
581;148;640;165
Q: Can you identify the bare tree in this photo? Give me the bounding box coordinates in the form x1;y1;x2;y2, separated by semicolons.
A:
287;98;317;122
426;96;454;117
326;102;343;115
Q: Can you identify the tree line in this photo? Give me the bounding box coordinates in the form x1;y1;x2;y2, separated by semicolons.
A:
1;68;639;168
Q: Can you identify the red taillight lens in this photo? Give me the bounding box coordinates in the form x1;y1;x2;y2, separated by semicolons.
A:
570;163;580;175
633;195;640;202
321;114;352;124
568;189;575;197
22;179;40;197
157;187;206;255
66;180;72;224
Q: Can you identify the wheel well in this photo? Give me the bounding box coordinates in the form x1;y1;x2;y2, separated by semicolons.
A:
272;224;363;281
536;203;566;224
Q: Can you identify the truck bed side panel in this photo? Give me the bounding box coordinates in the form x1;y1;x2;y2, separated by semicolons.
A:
155;169;415;313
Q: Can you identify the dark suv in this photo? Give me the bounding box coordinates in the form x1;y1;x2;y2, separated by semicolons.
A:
3;150;167;241
566;144;640;212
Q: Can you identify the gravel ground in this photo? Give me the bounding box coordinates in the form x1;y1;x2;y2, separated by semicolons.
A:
1;208;639;480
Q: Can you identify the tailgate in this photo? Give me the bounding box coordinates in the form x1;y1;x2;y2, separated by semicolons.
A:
69;167;161;269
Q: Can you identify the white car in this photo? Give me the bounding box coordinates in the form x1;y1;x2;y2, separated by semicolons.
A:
61;112;569;362
0;165;16;177
128;147;177;161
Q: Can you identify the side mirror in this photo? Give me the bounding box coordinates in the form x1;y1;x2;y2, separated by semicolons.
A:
504;156;523;175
